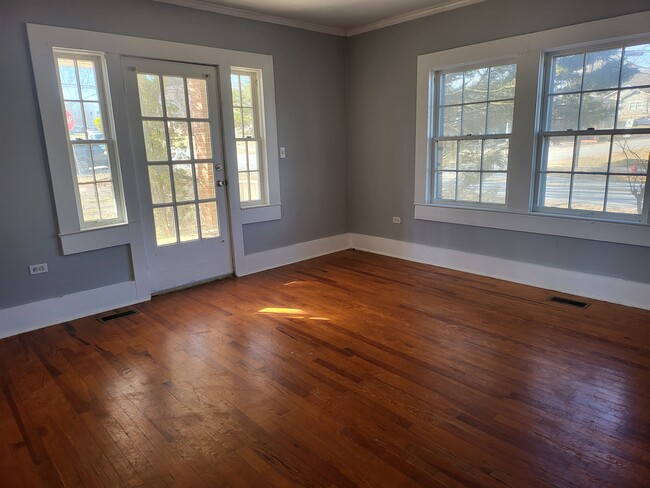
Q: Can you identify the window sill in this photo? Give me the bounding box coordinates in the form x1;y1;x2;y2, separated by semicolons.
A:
60;224;131;255
414;204;650;247
241;204;281;224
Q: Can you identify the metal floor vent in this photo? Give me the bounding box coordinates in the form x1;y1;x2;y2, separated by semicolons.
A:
549;296;590;308
98;309;138;322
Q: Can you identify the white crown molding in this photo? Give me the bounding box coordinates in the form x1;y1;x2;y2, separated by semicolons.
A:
153;0;347;36
153;0;486;37
346;0;485;36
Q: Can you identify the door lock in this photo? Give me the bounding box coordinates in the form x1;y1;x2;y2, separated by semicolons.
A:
214;163;223;171
216;180;228;187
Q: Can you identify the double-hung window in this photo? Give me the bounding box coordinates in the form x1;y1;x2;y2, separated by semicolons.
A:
54;50;125;228
537;43;650;218
433;63;517;205
415;12;650;247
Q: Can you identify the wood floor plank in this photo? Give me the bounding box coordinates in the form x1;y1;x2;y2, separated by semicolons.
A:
0;250;648;487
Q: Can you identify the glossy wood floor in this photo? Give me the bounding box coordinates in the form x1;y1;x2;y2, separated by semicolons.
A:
1;250;649;487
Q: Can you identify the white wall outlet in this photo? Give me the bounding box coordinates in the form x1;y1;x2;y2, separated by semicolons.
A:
29;263;48;275
392;217;401;224
279;147;286;159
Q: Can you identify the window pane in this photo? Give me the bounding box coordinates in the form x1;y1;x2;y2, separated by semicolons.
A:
571;174;606;211
177;204;199;242
437;140;457;170
458;140;481;170
57;58;79;100
196;163;215;200
489;64;516;100
137;74;163;117
91;144;111;181
65;101;86;140
239;172;250;201
606;175;646;214
463;68;489;102
199;202;219;238
547;94;580;130
188;78;209;119
487;101;514;134
142;120;168;161
148;165;173;204
541;173;571;208
73;144;93;183
574;136;611;173
233;107;244;138
230;74;241;106
77;60;99;101
441;72;463;105
240;75;253;107
96;182;117;219
483;139;509;170
610;135;650;173
191;121;212;159
621;43;650;87
173;164;195;202
436;171;456;200
457;172;480;201
247;141;259;171
249;171;261;201
543;136;574;171
583;48;621;91
168;121;190;161
440;105;461;136
462;103;486;135
579;90;617;130
551;53;584;93
236;141;248;171
163;76;187;118
481;172;507;204
83;101;104;139
242;107;255;137
616;87;650;129
79;184;100;222
153;206;177;246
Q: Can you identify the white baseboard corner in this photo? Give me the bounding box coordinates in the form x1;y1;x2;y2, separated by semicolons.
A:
241;233;351;276
349;233;650;311
0;281;140;340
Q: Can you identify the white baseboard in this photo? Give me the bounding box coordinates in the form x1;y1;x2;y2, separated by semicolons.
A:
349;233;650;311
241;233;351;276
0;281;140;340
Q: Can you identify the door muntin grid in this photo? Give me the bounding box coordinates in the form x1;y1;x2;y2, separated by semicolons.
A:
136;73;220;246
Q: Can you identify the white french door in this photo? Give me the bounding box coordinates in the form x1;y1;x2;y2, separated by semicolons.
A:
122;57;232;293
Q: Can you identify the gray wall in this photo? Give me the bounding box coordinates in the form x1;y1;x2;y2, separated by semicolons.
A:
346;0;650;284
0;0;348;309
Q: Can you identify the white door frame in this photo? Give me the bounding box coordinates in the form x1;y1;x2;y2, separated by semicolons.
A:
27;24;280;300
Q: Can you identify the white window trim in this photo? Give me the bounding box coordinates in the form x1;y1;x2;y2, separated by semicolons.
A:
28;23;283;289
414;11;650;247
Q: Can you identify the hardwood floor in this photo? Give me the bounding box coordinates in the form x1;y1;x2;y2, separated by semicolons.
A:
1;250;649;487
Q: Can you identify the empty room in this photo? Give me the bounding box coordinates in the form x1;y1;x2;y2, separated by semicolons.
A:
1;0;649;486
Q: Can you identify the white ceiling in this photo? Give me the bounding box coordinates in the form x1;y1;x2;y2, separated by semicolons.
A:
155;0;485;36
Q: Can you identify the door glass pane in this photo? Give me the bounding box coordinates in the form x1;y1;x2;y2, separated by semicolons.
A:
199;202;219;238
196;163;215;200
188;78;209;119
163;76;187;118
153;206;177;246
143;121;168;161
177;204;199;242
192;122;212;159
168;121;190;161
574;135;611;172
173;164;195;201
148;165;173;204
137;74;163;117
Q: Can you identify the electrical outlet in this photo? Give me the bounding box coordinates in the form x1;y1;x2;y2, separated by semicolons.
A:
279;147;286;159
392;217;401;224
29;263;48;275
